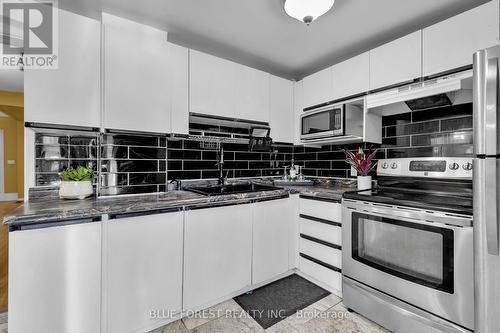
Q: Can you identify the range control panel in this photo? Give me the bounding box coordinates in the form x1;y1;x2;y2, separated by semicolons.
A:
377;157;473;179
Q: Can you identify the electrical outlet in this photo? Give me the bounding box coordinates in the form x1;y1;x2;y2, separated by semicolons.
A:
350;166;357;177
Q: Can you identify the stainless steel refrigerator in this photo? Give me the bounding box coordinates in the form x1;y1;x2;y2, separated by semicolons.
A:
473;44;500;333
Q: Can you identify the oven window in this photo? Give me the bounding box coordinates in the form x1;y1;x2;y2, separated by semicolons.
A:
352;212;454;293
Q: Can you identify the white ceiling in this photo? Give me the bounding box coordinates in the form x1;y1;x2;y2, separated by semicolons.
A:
58;0;494;80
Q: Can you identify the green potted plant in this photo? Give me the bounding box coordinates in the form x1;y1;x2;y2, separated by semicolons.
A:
343;148;378;191
59;166;95;199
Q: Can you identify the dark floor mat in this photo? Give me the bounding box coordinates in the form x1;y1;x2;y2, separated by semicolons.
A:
234;274;330;329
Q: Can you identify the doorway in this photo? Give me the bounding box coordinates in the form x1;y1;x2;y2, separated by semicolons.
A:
0;70;24;314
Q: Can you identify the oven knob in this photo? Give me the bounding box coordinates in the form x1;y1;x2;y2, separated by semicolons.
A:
449;163;460;171
382;162;389;169
391;163;398;169
463;162;473;171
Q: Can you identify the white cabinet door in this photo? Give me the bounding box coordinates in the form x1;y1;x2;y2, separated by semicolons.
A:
103;211;183;333
332;52;369;100
423;0;499;77
103;13;170;133
293;80;304;145
289;194;300;270
252;198;291;284
303;67;333;108
184;205;252;310
189;50;238;119
25;9;101;128
168;43;189;135
236;65;270;122
369;31;422;90
269;76;294;143
9;222;101;333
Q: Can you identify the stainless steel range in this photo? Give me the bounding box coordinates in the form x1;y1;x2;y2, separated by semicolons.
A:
342;157;474;333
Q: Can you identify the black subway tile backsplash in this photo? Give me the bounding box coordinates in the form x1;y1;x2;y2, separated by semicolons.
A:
34;132;99;187
440;116;473;132
32;103;474;194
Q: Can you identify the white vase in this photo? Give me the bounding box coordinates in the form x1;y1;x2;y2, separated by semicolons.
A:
59;181;93;199
357;176;372;191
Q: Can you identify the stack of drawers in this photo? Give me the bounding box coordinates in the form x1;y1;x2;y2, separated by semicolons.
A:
298;195;343;296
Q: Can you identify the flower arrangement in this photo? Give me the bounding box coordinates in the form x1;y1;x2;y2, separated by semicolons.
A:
343;147;378;176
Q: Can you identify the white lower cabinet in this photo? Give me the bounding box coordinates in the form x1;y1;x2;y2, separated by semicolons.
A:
102;211;183;333
252;198;292;285
298;197;343;296
9;222;102;333
183;204;252;311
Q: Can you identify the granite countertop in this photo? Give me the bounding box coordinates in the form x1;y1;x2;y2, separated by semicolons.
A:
278;178;358;202
4;179;358;228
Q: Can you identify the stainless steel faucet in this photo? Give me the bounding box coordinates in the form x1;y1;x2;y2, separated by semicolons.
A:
216;143;227;185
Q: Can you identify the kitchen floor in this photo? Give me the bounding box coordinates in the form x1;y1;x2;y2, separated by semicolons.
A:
0;295;389;333
149;294;390;333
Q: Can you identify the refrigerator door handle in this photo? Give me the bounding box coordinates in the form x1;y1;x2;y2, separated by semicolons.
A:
474;52;499;156
485;57;499;156
484;159;500;255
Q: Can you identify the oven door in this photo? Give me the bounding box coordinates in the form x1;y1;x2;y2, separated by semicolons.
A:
342;200;474;330
301;105;344;140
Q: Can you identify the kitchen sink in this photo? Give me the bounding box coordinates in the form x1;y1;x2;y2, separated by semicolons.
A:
185;183;282;196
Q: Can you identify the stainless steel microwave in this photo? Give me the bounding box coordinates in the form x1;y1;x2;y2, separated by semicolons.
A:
301;104;345;140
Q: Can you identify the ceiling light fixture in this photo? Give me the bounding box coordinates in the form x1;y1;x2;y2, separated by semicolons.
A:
283;0;335;25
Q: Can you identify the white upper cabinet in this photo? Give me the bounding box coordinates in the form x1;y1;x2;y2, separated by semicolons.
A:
25;9;101;128
293;80;304;145
331;52;369;100
236;65;270;122
269;76;294;143
423;0;500;77
168;43;189;135
190;50;270;122
369;31;422;91
103;13;170;133
303;66;334;108
190;50;238;119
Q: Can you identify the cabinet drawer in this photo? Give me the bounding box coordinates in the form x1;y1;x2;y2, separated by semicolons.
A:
299;198;341;223
299;237;341;269
299;217;342;246
299;256;342;293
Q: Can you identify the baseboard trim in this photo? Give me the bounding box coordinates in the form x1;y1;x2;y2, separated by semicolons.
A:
0;193;18;201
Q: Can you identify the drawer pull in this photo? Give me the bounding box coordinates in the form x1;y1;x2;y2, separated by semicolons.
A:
299;253;342;273
300;233;341;250
299;214;341;227
299;195;341;203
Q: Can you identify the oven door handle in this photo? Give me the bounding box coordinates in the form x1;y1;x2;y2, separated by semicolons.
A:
344;278;472;333
344;202;472;228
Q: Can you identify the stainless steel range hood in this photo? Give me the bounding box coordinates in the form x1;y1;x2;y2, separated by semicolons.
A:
367;70;473;115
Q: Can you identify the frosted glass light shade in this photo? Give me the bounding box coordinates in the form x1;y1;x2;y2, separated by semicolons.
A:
284;0;335;25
